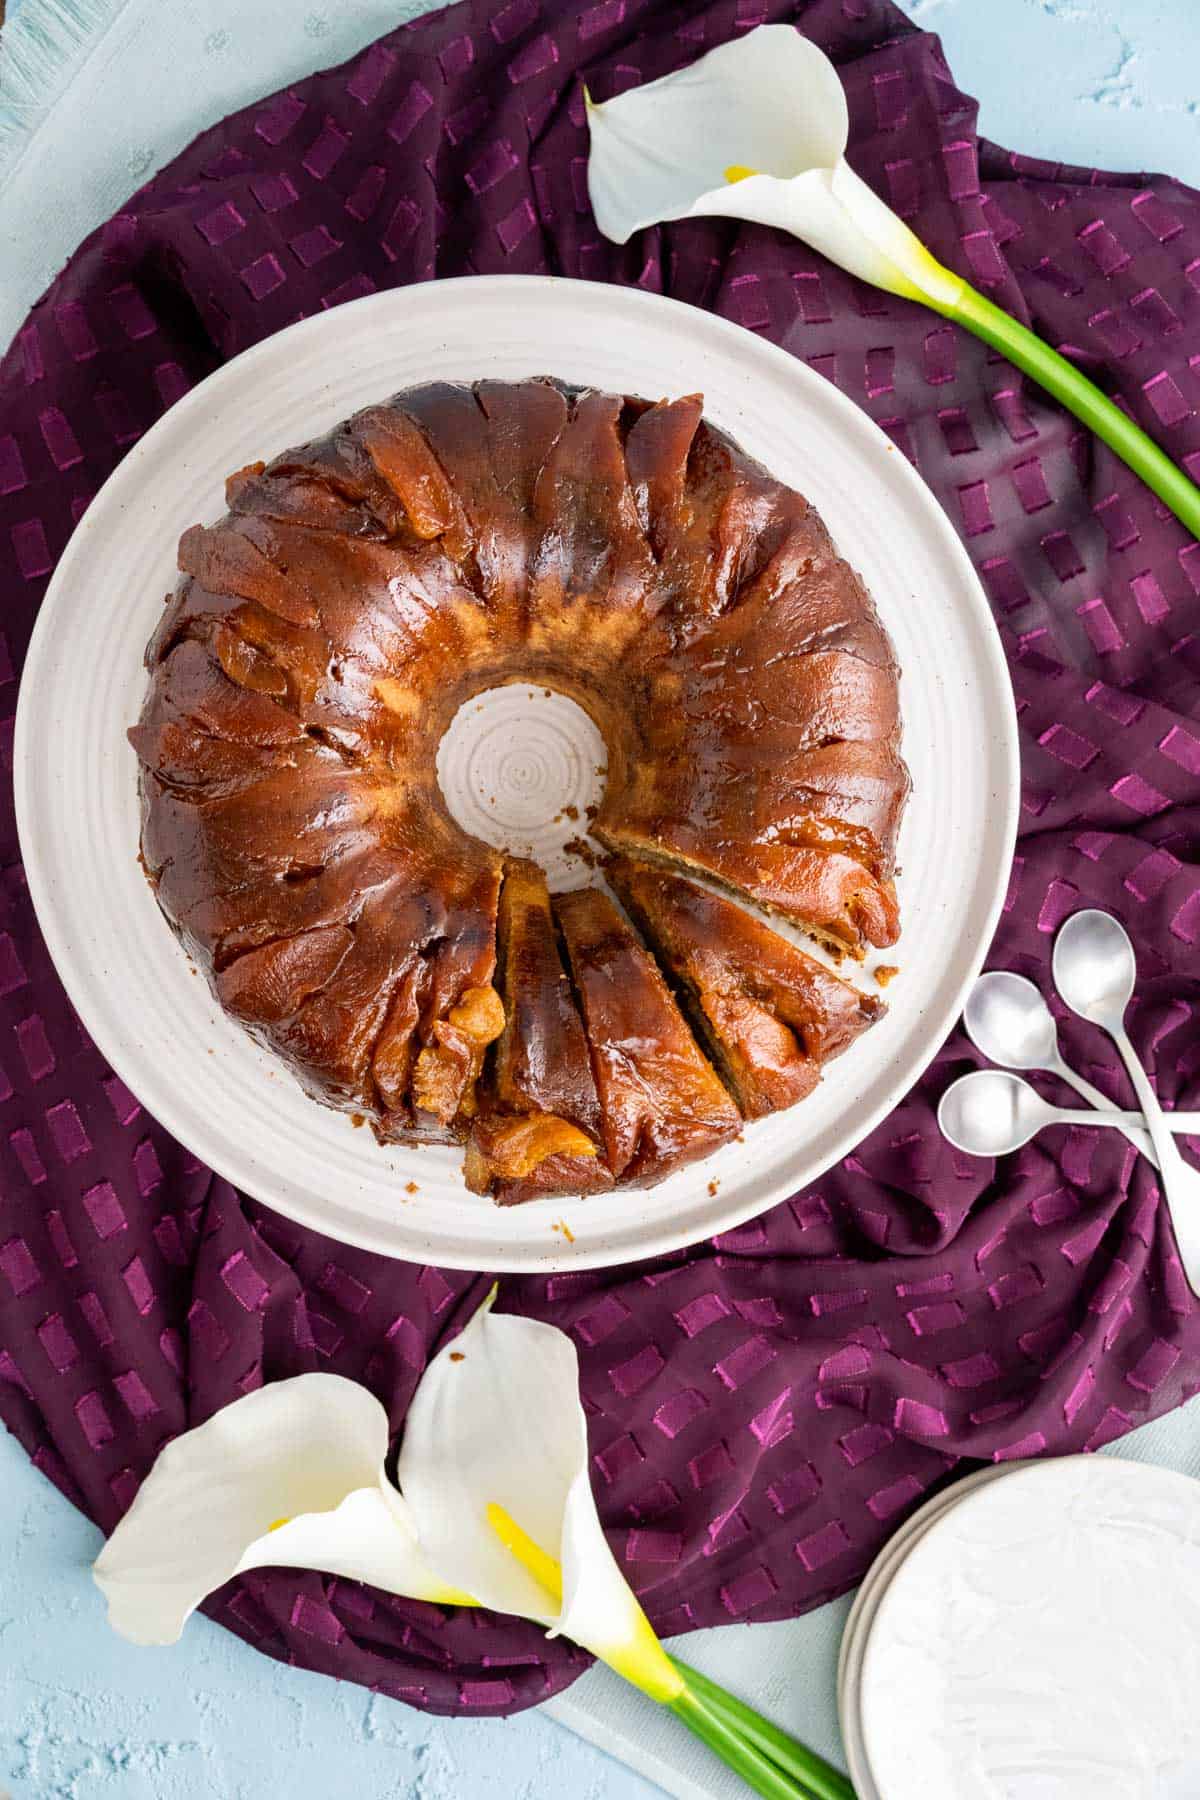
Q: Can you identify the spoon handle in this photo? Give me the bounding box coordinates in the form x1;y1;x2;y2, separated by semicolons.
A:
1051;1056;1158;1166
1055;1106;1200;1134
1112;1028;1200;1293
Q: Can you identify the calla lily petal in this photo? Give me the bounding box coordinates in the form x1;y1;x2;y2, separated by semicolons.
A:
586;24;964;310
94;1373;463;1645
241;1481;459;1601
586;26;846;238
397;1293;681;1701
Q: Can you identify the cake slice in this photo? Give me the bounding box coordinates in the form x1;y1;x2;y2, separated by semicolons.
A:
609;860;883;1119
593;824;899;958
595;517;905;956
553;887;740;1186
464;860;613;1204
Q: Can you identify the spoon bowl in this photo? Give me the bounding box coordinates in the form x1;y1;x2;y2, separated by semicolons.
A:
1053;907;1200;1295
938;1069;1055;1158
963;966;1158;1164
964;971;1060;1071
939;1069;1200;1160
1052;909;1136;1029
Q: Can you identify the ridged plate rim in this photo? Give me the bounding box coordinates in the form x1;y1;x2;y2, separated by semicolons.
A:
14;275;1020;1273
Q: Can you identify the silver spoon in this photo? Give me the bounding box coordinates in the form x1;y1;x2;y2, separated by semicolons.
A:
1053;908;1200;1290
965;969;1157;1165
938;1069;1200;1159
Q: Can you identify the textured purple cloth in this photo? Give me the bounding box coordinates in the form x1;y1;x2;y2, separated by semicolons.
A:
2;0;1200;1720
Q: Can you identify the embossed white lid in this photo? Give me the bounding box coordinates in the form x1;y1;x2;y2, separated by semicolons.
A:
837;1465;1012;1800
858;1456;1200;1799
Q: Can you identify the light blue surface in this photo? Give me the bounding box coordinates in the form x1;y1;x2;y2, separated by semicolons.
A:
2;1;1199;1796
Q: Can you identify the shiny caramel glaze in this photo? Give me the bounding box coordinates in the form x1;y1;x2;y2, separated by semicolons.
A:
589;412;906;954
609;859;883;1119
465;859;612;1205
554;888;741;1185
131;378;905;1189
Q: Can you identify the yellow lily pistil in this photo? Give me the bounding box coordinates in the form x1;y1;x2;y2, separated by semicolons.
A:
485;1503;563;1604
485;1501;683;1704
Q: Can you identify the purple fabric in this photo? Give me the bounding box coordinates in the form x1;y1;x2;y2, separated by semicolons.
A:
2;0;1199;1720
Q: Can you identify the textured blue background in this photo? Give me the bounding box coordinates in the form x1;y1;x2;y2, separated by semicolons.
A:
2;0;1199;1794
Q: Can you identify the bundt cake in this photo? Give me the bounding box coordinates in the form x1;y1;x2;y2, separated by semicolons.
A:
131;377;907;1198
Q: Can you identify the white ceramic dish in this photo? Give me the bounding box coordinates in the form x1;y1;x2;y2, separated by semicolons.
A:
15;275;1018;1272
836;1466;1013;1800
859;1456;1200;1799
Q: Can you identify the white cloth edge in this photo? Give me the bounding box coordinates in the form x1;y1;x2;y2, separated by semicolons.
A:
0;0;132;183
0;0;425;347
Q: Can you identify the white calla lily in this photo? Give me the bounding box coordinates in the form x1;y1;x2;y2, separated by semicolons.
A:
585;24;1200;544
586;24;963;310
396;1288;682;1702
93;1372;469;1645
91;1302;855;1800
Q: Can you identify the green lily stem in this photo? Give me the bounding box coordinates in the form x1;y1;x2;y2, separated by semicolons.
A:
943;280;1200;540
670;1658;855;1800
670;1684;822;1800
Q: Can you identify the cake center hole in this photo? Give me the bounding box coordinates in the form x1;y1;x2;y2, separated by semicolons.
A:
436;685;608;892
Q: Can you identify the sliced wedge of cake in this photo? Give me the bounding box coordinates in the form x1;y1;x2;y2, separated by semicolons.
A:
465;860;612;1204
609;859;883;1118
553;886;740;1186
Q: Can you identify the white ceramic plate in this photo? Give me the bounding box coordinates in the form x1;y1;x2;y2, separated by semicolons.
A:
836;1466;1014;1800
859;1457;1200;1799
15;276;1018;1272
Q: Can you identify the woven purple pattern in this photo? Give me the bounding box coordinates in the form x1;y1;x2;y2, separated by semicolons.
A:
2;0;1200;1719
